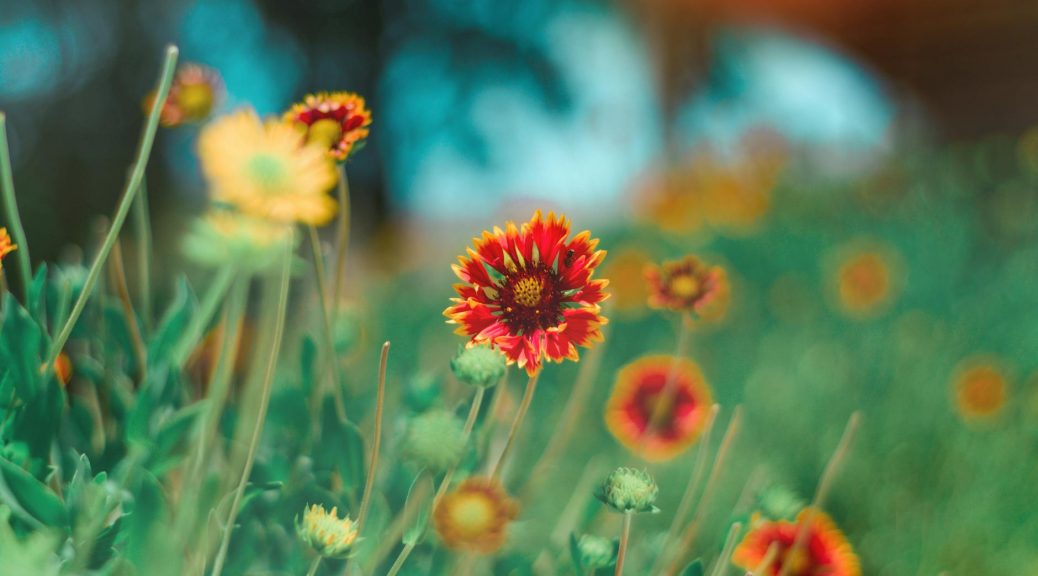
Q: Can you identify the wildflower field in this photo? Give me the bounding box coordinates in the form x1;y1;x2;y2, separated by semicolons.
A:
2;24;1038;576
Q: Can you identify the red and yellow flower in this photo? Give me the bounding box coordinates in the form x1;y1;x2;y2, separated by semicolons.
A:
646;255;728;319
445;211;609;376
144;63;223;127
732;509;860;576
283;92;372;161
433;477;519;553
953;360;1008;421
605;355;713;461
0;228;15;271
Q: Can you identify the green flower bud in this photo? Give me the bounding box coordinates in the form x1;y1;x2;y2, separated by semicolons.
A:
596;467;659;514
570;533;618;571
756;484;805;520
296;504;359;559
451;344;507;388
402;409;466;471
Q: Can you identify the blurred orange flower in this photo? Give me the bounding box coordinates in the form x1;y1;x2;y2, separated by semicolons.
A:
953;361;1008;421
144;63;223;127
601;248;652;316
831;242;901;319
605;355;713;461
646;255;729;320
0;228;15;271
433;477;519;553
732;509;860;576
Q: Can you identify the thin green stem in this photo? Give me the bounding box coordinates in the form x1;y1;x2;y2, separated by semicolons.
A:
306;556;322;576
664;406;742;576
650;404;720;576
708;521;742;576
0;113;31;302
356;341;390;531
133;180;153;333
332;165;350;317
644;313;692;443
777;413;860;576
170;266;236;367
615;511;632;576
490;373;539;481
210;247;292;576
47;45;179;365
434;386;485;504
308;225;347;420
385;542;416;576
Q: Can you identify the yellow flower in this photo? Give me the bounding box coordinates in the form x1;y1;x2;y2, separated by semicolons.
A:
296;504;359;559
433;478;518;553
0;228;16;271
198;109;339;226
953;360;1008;422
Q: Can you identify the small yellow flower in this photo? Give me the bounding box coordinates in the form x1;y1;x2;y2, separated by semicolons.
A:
296;504;359;559
953;360;1008;421
198;109;339;226
433;478;518;553
0;228;16;271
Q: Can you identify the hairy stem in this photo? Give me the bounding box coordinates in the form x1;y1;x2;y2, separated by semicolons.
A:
490;373;539;481
615;511;633;576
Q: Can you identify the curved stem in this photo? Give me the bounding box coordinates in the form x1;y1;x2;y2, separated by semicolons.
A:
664;406;742;576
210;247;292;576
434;386;485;503
650;404;720;575
132;180;153;333
308;225;347;420
614;511;632;576
777;412;860;576
708;521;742;576
490;373;539;481
0;113;31;302
305;556;322;576
356;341;390;530
108;239;147;380
47;45;179;365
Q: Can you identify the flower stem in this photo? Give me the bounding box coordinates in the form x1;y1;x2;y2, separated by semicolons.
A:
708;521;742;576
308;225;347;420
664;406;742;576
356;341;390;530
332;164;350;316
490;373;539;481
615;511;632;576
47;45;179;365
108;238;147;380
0;113;31;302
777;412;860;576
385;542;416;576
170;266;236;368
650;404;720;575
306;556;322;576
132;179;153;333
210;246;292;576
644;312;692;440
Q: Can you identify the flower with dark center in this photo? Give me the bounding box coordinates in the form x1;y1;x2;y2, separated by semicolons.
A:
283;92;372;162
445;211;609;376
604;355;713;462
646;255;728;318
732;509;860;576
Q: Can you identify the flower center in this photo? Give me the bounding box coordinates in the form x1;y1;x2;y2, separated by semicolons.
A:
511;276;544;307
451;494;494;534
308;118;344;149
670;274;700;299
177;83;215;119
247;154;288;191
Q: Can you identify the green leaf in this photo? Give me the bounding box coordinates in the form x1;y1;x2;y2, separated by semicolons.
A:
401;473;433;546
568;533;583;573
679;559;705;576
144;400;209;475
0;455;68;528
315;398;365;502
0;294;43;402
147;277;196;366
27;264;48;328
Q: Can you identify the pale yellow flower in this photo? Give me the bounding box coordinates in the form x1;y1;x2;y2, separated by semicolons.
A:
198;109;338;226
